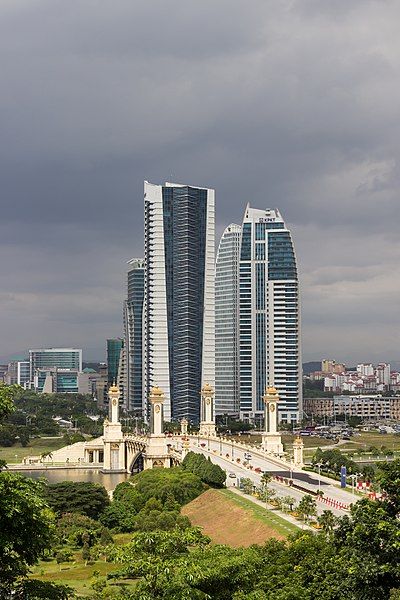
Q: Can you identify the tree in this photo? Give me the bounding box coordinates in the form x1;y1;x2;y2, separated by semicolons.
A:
82;542;91;566
55;549;72;571
317;509;337;534
240;477;254;494
182;452;226;487
45;481;110;519
14;579;74;599
109;528;210;598
281;495;296;513
376;459;400;514
0;383;18;421
0;472;55;595
132;466;204;505
261;472;272;489
297;494;317;523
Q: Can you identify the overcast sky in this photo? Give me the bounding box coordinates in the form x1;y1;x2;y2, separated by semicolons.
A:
0;0;399;364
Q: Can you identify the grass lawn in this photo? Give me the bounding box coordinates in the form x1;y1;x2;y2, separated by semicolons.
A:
182;488;299;547
30;534;134;598
0;436;68;463
220;489;300;536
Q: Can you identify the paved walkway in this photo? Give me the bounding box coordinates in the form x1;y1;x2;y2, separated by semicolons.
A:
228;487;313;532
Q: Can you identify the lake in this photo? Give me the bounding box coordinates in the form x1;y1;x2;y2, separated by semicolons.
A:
16;468;129;491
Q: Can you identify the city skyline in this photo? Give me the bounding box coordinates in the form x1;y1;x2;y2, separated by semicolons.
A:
0;2;399;364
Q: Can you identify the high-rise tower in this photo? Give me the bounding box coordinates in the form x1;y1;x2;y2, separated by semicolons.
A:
123;258;144;413
215;223;241;415
239;205;301;424
143;181;215;423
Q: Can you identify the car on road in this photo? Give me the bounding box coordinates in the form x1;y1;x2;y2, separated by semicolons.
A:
229;472;236;478
254;467;262;473
244;452;252;460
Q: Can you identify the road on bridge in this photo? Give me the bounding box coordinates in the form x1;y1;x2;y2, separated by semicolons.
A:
190;436;358;517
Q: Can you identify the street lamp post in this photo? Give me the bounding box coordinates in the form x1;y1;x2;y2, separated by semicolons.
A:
231;439;234;460
316;462;322;494
349;473;357;496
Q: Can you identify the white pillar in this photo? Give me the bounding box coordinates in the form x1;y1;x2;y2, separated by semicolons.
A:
261;387;284;455
150;386;164;435
293;435;304;467
180;418;188;436
199;383;216;437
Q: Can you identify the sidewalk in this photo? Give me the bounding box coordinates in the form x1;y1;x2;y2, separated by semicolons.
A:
228;486;314;531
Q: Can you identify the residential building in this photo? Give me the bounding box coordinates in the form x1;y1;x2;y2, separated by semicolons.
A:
143;181;215;423
317;362;393;394
239;205;301;424
123;258;144;413
29;348;82;384
304;395;400;421
215;224;241;415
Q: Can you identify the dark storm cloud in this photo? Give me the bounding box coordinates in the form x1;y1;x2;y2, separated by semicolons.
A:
0;0;399;362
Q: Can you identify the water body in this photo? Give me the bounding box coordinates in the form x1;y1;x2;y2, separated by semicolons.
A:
16;468;129;491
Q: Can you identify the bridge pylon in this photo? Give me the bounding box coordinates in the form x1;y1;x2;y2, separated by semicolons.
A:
199;383;217;437
142;386;171;469
261;387;284;456
102;384;125;472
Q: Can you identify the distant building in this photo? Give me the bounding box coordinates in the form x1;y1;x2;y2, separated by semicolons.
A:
215;224;241;415
304;395;400;421
106;339;123;386
17;360;30;387
318;362;393;394
123;258;144;413
34;368;79;393
143;181;215;423
239;205;301;424
29;348;82;383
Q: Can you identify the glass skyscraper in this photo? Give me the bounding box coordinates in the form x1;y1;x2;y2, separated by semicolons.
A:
123;258;144;413
106;339;123;386
215;224;241;415
239;205;302;424
143;181;215;423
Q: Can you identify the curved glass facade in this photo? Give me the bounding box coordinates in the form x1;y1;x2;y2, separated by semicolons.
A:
239;205;302;423
215;224;241;415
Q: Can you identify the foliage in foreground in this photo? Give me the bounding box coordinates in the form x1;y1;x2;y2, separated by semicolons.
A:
101;461;400;599
0;471;58;597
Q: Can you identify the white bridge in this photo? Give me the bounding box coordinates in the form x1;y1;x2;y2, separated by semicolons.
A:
21;384;358;512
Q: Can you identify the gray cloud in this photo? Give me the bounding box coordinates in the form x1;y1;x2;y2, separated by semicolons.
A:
0;0;399;362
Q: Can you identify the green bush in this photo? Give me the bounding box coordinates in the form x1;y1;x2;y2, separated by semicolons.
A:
182;452;226;487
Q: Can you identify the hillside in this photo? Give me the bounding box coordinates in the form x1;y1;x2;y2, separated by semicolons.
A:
182;488;297;547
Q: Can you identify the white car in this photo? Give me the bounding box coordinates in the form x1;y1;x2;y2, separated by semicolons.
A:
229;472;236;478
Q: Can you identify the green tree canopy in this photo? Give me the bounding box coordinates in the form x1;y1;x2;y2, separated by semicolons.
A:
45;481;110;519
0;472;55;594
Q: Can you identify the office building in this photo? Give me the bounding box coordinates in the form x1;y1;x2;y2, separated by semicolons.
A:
29;348;82;383
143;181;215;423
215;224;241;415
17;360;30;387
123;258;145;413
34;368;79;393
239;205;301;424
106;339;123;386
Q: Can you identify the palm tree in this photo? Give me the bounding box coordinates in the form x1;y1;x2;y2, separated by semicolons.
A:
317;510;337;534
297;494;317;524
